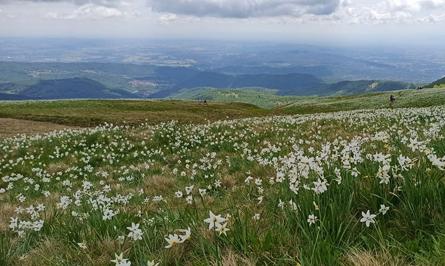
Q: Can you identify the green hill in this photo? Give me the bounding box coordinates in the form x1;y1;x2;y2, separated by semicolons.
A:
0;100;266;126
1;87;444;127
0;92;31;100
280;87;445;114
326;80;416;94
172;88;300;108
20;78;138;100
148;67;325;97
427;76;445;88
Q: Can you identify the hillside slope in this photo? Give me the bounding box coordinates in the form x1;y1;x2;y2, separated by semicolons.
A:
0;100;267;126
20;78;137;99
426;76;445;88
0;92;31;100
280;87;445;114
148;67;325;97
326;80;415;94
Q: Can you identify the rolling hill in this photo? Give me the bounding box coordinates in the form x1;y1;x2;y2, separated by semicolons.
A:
325;80;416;94
147;67;326;97
18;78;138;100
426;76;445;88
147;67;416;97
0;62;420;99
0;92;31;100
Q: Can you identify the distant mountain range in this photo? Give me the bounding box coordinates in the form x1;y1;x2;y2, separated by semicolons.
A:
147;67;326;97
0;62;436;101
0;78;136;100
325;80;416;94
146;67;418;97
0;92;31;100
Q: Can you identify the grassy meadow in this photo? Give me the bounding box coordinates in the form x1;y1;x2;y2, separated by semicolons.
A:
280;87;445;114
172;88;299;109
0;100;267;127
172;87;445;110
0;89;445;265
0;87;443;129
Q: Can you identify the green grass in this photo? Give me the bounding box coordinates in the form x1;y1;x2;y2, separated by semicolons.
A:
172;87;300;108
1;88;444;129
172;87;445;112
0;100;267;127
279;87;445;114
1;105;445;265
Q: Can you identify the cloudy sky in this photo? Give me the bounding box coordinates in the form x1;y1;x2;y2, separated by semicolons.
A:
1;0;445;44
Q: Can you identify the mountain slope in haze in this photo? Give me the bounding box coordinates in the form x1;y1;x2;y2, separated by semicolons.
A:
147;67;325;97
20;78;138;100
426;76;445;88
326;80;416;95
0;92;31;100
0;61;419;98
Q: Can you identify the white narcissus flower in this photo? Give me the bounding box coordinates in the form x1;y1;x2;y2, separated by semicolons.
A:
147;260;159;266
178;227;191;242
102;208;116;221
165;227;191;248
379;204;389;215
307;214;318;226
77;242;87;249
215;221;230;236
360;210;377;227
278;199;285;209
313;179;328;194
164;234;181;249
127;223;143;241
203;211;226;230
111;253;131;266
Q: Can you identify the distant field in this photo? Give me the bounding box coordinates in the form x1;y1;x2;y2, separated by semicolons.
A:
173;87;445;110
172;87;299;108
0;100;267;127
0;88;444;137
280;87;445;114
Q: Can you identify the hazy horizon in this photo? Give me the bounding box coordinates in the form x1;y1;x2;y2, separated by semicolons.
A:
1;0;445;46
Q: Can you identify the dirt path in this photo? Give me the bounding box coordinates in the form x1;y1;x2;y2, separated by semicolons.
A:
0;118;77;138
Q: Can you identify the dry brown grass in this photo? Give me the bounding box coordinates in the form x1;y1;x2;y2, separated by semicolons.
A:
344;249;409;266
143;175;176;194
0;202;16;232
15;238;87;266
221;175;238;189
86;237;126;266
46;161;72;175
0;118;76;138
211;249;256;266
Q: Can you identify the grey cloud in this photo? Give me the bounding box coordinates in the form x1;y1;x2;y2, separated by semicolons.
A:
148;0;342;18
0;0;120;6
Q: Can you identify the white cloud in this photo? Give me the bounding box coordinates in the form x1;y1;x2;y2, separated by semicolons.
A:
0;0;445;40
0;0;120;6
159;13;178;24
385;0;445;12
57;3;123;19
148;0;343;18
